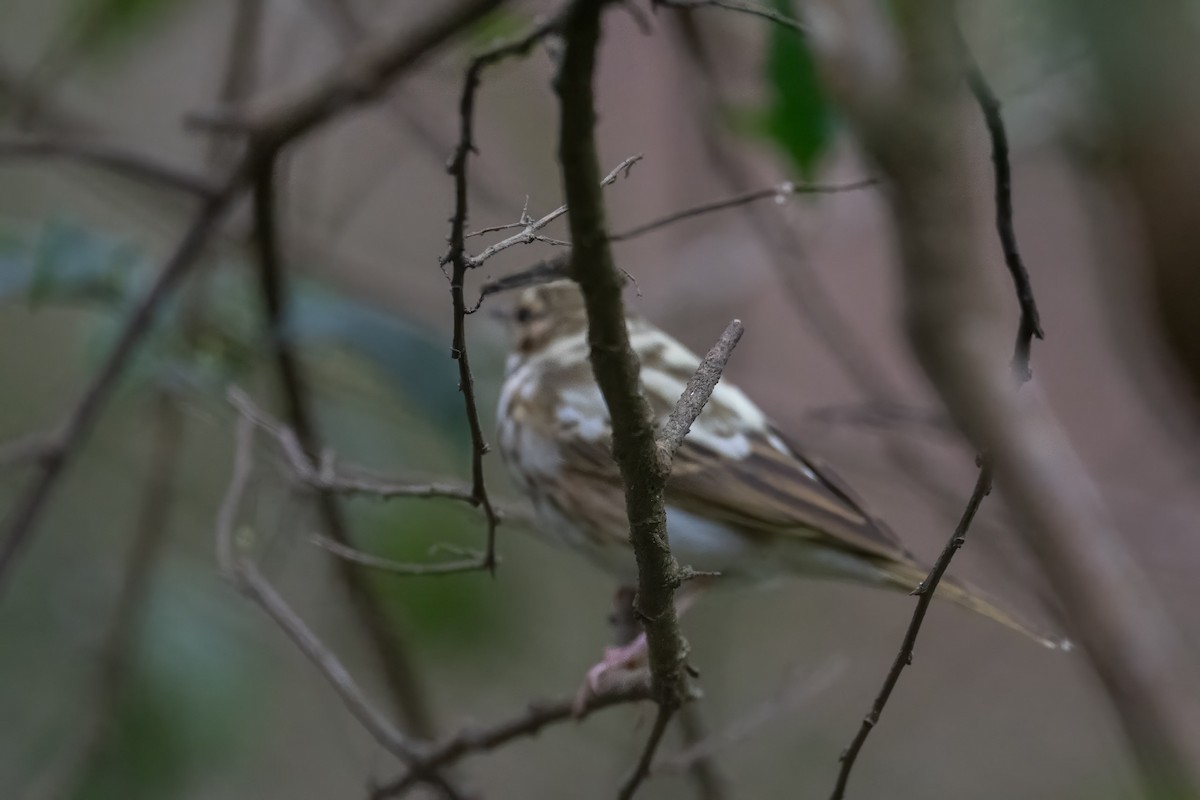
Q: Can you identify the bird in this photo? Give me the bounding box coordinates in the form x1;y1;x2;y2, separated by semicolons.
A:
495;279;1066;675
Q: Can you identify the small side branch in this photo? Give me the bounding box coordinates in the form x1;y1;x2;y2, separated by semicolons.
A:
215;418;428;768
660;319;744;465
610;179;875;242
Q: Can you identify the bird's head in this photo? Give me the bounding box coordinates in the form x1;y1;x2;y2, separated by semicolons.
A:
505;280;590;361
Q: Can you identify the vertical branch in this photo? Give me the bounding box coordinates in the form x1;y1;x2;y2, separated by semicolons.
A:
554;6;752;799
249;155;444;750
958;33;1043;380
442;16;563;574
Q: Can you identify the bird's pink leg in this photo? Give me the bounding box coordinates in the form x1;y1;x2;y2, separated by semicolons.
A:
574;583;710;712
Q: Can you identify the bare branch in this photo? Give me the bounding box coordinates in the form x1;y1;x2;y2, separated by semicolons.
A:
555;4;746;798
198;0;504;146
825;15;1054;800
471;254;574;309
830;466;993;800
371;680;653;799
660;319;744;465
216;417;417;759
465;154;643;267
0;135;219;198
610;178;875;242
617;704;675;800
228;387;478;503
442;11;569;574
216;416;471;798
310;536;493;577
958;28;1044;380
250;156;450;752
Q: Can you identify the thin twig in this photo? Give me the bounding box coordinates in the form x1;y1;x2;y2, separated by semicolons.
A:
829;466;993;800
216;417;469;798
610;178;874;241
959;30;1044;380
216;418;417;759
371;681;653;799
443;12;566;573
617;704;676;800
310;536;493;576
465;154;643;266
229;387;479;503
0;135;219;198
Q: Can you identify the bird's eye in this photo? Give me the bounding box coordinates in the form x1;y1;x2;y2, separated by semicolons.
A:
515;307;533;323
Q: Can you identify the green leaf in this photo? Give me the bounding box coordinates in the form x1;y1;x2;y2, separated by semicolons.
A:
67;0;195;57
761;0;834;178
354;501;516;652
465;7;532;50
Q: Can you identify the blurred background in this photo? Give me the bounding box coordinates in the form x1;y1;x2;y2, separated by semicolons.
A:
2;1;1199;798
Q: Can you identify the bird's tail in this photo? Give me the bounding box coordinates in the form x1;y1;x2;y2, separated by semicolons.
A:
884;561;1072;651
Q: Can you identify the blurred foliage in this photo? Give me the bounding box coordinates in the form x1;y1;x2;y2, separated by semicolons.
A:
353;501;514;653
0;217;468;441
65;0;197;59
733;0;834;178
73;571;264;800
465;6;532;50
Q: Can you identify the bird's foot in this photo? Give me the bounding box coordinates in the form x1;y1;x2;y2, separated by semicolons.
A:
573;633;649;715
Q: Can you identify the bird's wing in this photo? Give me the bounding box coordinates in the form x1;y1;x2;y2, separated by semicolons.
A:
559;418;912;565
546;329;913;565
664;426;914;564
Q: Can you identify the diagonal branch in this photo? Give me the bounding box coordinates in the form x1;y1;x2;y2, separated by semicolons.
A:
206;0;504;146
0;135;219;198
0;180;241;602
370;680;652;799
